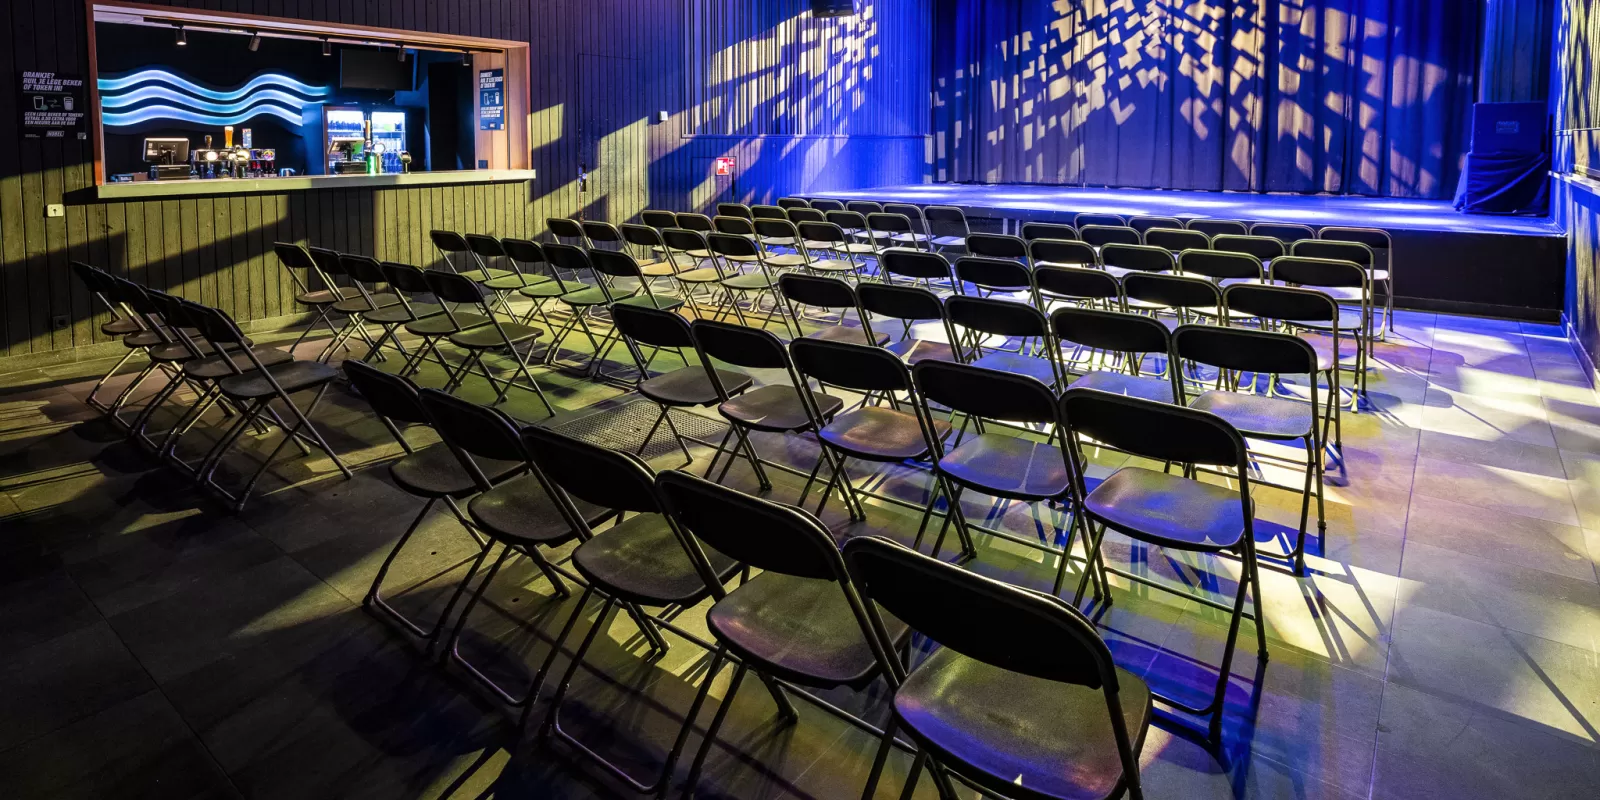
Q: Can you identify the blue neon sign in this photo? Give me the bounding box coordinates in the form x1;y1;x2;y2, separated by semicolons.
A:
98;69;330;128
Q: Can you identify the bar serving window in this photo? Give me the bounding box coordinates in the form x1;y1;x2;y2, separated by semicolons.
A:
86;1;529;187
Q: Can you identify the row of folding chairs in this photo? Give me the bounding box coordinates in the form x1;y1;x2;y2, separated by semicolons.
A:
69;261;351;511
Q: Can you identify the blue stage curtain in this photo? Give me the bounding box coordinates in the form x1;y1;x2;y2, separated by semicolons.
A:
932;0;1482;199
1480;0;1554;104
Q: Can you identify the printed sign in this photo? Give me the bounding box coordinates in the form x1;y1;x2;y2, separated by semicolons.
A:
478;68;504;131
713;156;735;176
19;71;86;140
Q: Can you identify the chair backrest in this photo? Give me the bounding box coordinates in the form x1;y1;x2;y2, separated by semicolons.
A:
776;197;810;209
825;210;870;232
923;205;970;238
274;241;317;271
1021;222;1079;242
808;198;846;212
913;359;1058;426
713;215;755;236
523;424;661;515
946;295;1049;340
866;212;914;236
660;470;847;584
717;203;753;220
1179;250;1263;281
344;359;430;425
879;248;952;281
662;227;711;253
1250;222;1316;243
611;302;696;349
753;218;801;243
845;200;883;216
546;217;586;241
778;273;857;311
1211;234;1284;261
465;233;506;259
1122;272;1222;311
1034;265;1121;302
708;231;760;259
1318;226;1390;253
787;207;826;224
751;204;788;220
183;301;249;346
858;282;945;323
1173;323;1317;378
339;253;386;285
1060;388;1245;469
1222;283;1339;325
589;248;645;281
883;202;927;230
502;237;547;268
1271;255;1366;289
641;210;678;230
1130;215;1183;234
676;212;715;232
965;232;1029;261
842;535;1117;687
1075;212;1126;228
430;230;469;253
1050;306;1171;356
619;223;665;250
1187;219;1248;237
1030;238;1098;268
544;241;593;277
418;387;530;465
1292;239;1373;268
1143;228;1210;253
1079;225;1142;248
691;318;791;371
581;220;625;247
308;246;345;278
796;220;847;246
380;261;432;294
955;256;1031;292
791;337;914;394
424;268;490;306
1100;243;1176;273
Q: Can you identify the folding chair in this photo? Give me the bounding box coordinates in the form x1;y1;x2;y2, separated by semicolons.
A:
809;198;846;212
1129;215;1183;235
1080;225;1142;250
1270;256;1371;408
707;231;797;337
423;269;554;415
71;262;174;416
1294;238;1386;337
1224;283;1349;453
860;281;962;365
1076;212;1127;228
1181;249;1267;288
1188;219;1248;237
716;202;754;220
382;261;483;380
610;303;754;464
965;232;1030;264
431;230;513;282
946;295;1064;391
776;196;810;210
1052;306;1179;403
778;273;887;345
1021;221;1080;241
505;238;580;337
1212;234;1285;265
923;205;971;252
541;242;640;374
1142;227;1210;254
274;242;356;356
545;217;589;248
795;219;872;280
1249;222;1316;243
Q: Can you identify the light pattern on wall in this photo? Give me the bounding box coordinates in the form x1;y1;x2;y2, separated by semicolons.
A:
98;69;330;127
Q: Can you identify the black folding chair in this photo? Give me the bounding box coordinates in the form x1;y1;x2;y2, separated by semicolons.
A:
1212;234;1285;264
1080;225;1142;250
923;205;970;252
1076;212;1127;228
1179;249;1266;288
1142;227;1210;254
1130;215;1183;235
946;295;1064;391
1056;388;1266;740
432;230;513;282
1188;219;1248;237
778;272;886;345
776;196;810;210
1249;221;1316;243
1270;256;1371;408
423;269;554;414
845;535;1149;800
965;232;1030;264
1052;306;1178;403
1021;221;1080;242
1319;226;1394;334
274;242;357;356
859;281;962;365
1224;283;1348;453
541;242;639;374
795;219;871;280
610;302;754;464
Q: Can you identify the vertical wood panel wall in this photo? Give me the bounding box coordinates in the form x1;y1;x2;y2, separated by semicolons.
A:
0;0;932;362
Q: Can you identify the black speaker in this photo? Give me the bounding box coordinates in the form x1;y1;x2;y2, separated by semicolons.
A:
811;0;860;18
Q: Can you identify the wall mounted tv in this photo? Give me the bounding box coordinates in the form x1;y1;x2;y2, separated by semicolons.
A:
340;48;414;91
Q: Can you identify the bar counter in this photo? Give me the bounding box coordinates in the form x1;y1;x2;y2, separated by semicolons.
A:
89;169;537;201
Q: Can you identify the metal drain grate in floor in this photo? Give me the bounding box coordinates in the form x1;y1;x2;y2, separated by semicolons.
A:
548;399;728;461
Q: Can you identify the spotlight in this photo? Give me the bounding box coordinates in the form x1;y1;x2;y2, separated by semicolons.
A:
396;45;407;62
248;31;261;51
321;37;331;56
460;51;471;66
174;25;186;46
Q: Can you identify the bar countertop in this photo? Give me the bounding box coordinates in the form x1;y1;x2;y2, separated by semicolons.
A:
88;169;537;201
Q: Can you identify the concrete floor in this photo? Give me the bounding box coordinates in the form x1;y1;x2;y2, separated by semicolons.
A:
3;306;1600;799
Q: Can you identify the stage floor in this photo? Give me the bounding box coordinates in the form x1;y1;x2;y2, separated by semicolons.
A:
822;184;1560;237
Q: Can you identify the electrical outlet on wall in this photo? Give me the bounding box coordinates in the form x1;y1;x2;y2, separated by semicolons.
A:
46;204;64;218
658;111;669;123
51;315;69;330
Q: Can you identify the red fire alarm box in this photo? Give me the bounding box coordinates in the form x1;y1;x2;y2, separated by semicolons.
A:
713;157;735;176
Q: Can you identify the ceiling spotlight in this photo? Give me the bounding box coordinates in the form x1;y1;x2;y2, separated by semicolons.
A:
460;51;471;66
248;32;261;51
174;25;187;46
396;45;407;62
321;37;331;56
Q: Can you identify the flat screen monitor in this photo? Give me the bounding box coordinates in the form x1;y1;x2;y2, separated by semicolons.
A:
340;48;413;91
143;137;190;164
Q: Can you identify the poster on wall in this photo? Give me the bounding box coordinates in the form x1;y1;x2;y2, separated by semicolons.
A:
19;71;87;140
478;68;504;131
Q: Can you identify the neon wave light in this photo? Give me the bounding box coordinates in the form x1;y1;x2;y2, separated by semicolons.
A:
98;70;330;128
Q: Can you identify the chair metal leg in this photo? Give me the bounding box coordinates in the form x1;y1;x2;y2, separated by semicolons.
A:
365;496;493;648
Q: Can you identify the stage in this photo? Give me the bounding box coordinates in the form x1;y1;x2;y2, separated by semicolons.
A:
822;184;1566;320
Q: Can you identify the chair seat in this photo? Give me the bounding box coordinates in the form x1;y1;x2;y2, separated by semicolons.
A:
484;273;553;291
806;258;858;274
638;260;680;278
886;338;959;365
723;272;777;291
558;285;638;307
763;254;808;268
124;328;202;348
364;303;443;325
1068;370;1174;404
938;434;1069;501
572;513;737;607
894;646;1151;800
218;359;340;399
889;233;931;244
709;572;909;689
675;267;724;284
518;280;573;299
1085;467;1245;551
390;445;523;499
821;406;949;462
719;385;843;433
296;287;362;306
458;268;515;283
331;293;400;314
185;345;295;379
1190;390;1314;440
469;473;606;546
615;294;684;312
971;351;1057;390
101;318;142;336
930;235;966;248
640;367;752;407
406;313;489;336
449;321;542;348
804;326;891;347
148;343;201;363
759;236;798;248
832;243;876;255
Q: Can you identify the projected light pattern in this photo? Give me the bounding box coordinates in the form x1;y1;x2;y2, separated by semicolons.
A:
98;70;330;128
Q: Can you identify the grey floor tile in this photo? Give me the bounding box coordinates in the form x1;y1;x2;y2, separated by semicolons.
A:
0;620;155;752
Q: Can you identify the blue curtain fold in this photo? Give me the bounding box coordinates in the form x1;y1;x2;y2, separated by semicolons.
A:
932;0;1483;199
